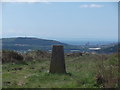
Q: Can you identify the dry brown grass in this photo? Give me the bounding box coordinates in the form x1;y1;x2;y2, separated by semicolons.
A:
96;54;118;88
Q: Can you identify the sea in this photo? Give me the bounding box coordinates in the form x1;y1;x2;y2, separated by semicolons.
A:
60;40;117;46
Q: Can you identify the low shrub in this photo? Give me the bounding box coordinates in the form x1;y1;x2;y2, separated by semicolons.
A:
2;50;24;63
23;50;51;61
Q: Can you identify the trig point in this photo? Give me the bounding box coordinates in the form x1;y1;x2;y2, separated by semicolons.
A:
49;45;66;74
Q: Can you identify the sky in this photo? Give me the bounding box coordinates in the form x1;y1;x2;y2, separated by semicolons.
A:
0;3;2;39
1;2;118;41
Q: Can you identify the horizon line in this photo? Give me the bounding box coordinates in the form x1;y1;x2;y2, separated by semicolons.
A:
0;36;118;42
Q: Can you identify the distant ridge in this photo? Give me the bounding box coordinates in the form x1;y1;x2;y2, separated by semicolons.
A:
2;37;68;45
1;37;70;51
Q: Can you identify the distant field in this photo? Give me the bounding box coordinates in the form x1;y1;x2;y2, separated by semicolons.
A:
2;51;119;88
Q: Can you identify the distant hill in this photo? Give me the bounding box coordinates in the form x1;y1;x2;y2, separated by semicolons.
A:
2;37;68;45
1;37;79;52
1;37;67;51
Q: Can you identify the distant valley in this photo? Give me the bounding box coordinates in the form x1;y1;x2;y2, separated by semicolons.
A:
0;37;118;54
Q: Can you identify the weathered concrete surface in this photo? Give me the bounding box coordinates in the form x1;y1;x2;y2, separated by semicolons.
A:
49;45;66;74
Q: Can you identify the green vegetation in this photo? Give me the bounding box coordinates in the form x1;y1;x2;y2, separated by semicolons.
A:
2;50;119;88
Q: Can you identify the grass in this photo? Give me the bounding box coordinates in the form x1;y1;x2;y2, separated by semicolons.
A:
2;53;119;88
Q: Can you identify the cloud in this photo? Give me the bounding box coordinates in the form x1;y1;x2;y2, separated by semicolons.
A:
1;0;51;4
1;0;49;2
80;4;104;8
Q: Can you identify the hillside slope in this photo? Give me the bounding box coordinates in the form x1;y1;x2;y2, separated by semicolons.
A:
1;37;76;52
